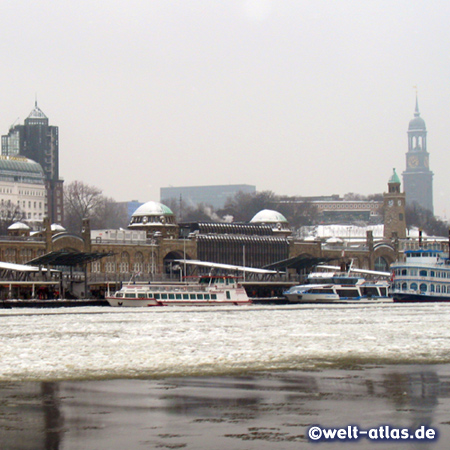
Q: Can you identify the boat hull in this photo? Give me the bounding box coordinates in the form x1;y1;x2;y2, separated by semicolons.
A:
284;293;340;303
392;293;450;303
106;297;251;307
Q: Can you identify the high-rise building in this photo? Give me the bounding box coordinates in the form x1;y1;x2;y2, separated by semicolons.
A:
1;102;64;224
402;96;434;214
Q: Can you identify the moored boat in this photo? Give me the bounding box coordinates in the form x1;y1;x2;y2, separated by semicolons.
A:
106;275;251;307
390;249;450;302
284;271;390;303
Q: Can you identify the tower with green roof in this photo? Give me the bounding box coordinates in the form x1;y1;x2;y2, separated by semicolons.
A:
384;168;406;239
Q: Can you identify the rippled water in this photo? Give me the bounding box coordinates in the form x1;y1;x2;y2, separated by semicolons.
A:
2;304;450;449
1;366;450;449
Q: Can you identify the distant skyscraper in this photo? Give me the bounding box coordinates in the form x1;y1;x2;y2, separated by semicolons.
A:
1;102;64;224
402;96;434;214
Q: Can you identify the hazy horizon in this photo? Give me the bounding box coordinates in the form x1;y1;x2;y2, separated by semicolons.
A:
1;1;449;218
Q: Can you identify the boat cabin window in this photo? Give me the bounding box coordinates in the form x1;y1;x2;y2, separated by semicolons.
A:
334;277;358;285
431;285;435;292
169;294;175;300
419;270;428;277
138;293;146;298
336;288;359;298
211;294;217;300
204;294;210;300
430;271;435;277
401;269;407;276
154;294;160;299
411;283;418;291
176;294;182;299
197;294;203;300
183;294;189;300
116;292;123;298
363;287;379;297
402;282;407;290
125;293;136;298
161;293;168;300
190;294;196;300
420;283;427;292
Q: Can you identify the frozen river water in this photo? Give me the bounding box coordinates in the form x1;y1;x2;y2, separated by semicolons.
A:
1;302;450;381
2;303;450;449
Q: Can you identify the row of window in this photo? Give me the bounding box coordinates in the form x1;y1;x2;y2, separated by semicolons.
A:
318;203;380;210
394;268;450;279
96;262;156;273
395;282;449;294
119;292;219;300
18;190;45;197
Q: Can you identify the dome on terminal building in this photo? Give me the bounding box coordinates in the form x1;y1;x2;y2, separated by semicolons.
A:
250;209;291;236
128;201;178;238
132;201;174;217
8;221;31;237
250;209;288;224
51;223;66;233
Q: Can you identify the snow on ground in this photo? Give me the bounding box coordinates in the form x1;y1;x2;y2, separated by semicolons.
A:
1;303;449;381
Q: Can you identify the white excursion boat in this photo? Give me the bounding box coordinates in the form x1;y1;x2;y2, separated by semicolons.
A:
106;275;251;307
283;268;391;304
390;249;450;302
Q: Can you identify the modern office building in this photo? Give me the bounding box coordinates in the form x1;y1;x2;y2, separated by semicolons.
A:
402;96;434;213
160;184;256;210
2;102;63;223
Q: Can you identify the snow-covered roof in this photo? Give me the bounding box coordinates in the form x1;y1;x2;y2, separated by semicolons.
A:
8;222;31;230
132;201;174;217
250;209;288;224
51;223;66;232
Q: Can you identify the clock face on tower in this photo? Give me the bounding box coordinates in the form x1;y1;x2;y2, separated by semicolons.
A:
408;155;419;168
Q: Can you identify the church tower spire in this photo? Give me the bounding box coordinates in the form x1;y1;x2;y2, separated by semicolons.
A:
402;94;434;214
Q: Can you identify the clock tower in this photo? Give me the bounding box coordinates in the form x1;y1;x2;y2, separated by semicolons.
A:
402;95;434;213
384;169;406;239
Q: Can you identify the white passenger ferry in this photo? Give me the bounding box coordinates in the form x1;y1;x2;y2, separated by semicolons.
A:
284;271;390;303
106;275;251;307
390;249;450;302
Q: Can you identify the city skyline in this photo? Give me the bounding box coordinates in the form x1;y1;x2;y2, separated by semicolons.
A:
1;1;449;218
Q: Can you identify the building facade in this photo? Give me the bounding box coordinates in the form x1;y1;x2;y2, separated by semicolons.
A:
0;155;47;227
1;102;63;224
402;96;434;213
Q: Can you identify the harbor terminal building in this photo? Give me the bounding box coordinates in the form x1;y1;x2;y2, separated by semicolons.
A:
0;175;409;299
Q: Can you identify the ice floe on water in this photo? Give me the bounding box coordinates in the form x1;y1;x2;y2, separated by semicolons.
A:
1;303;450;381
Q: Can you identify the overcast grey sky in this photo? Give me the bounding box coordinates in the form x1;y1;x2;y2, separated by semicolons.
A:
1;0;450;217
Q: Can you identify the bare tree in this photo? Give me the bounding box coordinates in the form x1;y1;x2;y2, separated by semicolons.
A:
63;181;127;234
219;191;278;222
0;203;26;234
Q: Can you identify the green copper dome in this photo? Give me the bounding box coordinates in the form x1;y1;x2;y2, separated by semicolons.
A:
389;168;401;184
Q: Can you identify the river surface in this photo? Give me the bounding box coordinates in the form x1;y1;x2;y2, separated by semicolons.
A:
1;303;450;449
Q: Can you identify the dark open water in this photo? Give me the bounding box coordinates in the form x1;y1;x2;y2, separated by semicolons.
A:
1;364;449;450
